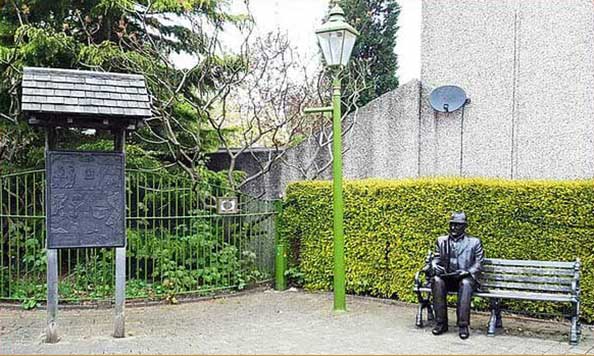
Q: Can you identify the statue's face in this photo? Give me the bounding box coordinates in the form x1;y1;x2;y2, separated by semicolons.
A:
449;222;466;238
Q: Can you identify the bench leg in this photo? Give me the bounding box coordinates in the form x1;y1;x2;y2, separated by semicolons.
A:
416;294;433;328
487;299;500;336
570;316;578;345
569;301;579;345
415;285;431;328
495;299;503;328
576;300;582;336
416;302;425;328
577;318;582;338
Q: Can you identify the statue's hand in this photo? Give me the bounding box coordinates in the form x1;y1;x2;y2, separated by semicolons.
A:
432;262;446;276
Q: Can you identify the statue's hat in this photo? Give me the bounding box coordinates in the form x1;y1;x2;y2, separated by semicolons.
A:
449;211;468;224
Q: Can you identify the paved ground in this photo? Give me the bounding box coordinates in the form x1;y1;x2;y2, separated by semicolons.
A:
2;288;593;354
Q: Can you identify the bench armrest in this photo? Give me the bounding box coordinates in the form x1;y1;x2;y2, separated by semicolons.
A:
572;258;581;299
414;270;423;288
414;250;434;288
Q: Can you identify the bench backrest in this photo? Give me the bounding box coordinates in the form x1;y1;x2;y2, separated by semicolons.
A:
479;258;580;295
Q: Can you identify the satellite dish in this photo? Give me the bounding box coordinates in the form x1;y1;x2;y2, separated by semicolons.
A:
429;85;469;113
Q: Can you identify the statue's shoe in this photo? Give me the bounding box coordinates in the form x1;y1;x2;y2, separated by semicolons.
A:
459;326;469;339
432;324;448;335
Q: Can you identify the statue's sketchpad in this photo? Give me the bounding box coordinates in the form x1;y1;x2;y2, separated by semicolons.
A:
46;151;125;248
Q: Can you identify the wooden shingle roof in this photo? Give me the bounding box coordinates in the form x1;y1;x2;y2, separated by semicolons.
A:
21;67;151;118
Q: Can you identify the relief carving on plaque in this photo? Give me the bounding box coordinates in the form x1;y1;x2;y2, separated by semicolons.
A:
47;152;125;248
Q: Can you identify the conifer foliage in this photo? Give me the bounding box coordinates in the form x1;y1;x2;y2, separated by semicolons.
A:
0;0;245;172
332;0;400;107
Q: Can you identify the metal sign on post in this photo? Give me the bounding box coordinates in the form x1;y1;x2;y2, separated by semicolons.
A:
46;151;125;249
21;67;151;343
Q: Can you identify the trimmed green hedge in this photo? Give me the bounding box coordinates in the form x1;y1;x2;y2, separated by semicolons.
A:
282;178;594;322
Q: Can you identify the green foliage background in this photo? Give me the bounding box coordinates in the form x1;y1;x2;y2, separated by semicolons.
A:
0;0;243;172
332;0;400;107
282;178;594;322
9;222;264;309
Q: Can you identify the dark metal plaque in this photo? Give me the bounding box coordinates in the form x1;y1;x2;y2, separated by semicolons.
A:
46;151;125;248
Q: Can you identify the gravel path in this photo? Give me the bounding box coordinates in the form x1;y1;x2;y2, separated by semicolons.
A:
2;288;593;354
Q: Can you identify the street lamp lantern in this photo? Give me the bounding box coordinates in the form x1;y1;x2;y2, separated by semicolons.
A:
316;5;360;67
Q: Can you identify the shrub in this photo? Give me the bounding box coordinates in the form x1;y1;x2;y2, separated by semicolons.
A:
282;178;594;321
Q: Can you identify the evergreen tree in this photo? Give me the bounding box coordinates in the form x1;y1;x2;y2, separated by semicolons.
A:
0;0;245;172
332;0;400;107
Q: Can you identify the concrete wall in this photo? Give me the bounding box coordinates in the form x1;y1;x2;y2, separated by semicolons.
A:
421;0;594;179
344;80;422;179
206;149;285;198
279;80;422;198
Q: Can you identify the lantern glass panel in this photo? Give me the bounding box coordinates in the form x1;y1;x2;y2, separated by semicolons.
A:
340;30;357;66
317;30;349;66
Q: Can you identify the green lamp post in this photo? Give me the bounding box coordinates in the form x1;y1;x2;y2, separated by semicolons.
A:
304;4;359;312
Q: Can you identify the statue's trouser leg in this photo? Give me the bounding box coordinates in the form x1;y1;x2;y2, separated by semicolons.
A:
431;276;448;325
457;277;475;327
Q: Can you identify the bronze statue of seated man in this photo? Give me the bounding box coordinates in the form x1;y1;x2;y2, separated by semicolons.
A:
430;212;484;339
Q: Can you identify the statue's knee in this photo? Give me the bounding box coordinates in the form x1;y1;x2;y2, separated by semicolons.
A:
432;276;445;285
460;277;474;289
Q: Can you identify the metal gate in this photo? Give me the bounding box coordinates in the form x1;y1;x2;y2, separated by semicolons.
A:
0;169;276;306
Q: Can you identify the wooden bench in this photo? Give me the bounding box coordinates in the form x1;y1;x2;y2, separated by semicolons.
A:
413;255;581;345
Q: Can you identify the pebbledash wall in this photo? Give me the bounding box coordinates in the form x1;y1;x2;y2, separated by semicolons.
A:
208;0;594;198
421;0;594;179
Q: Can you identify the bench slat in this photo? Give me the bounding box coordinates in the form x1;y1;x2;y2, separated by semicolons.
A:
474;290;575;302
480;281;573;293
415;287;575;302
483;265;575;276
481;274;573;285
484;258;576;269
